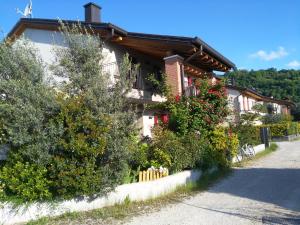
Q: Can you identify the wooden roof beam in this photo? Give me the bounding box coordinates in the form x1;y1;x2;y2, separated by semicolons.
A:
184;45;203;63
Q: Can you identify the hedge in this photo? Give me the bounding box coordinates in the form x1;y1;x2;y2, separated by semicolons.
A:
261;122;299;137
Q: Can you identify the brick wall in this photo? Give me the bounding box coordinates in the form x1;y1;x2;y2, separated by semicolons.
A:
164;55;183;96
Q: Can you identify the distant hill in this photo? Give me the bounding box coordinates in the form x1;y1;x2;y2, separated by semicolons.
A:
224;68;300;103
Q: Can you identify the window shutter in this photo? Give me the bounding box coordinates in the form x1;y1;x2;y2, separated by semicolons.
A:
154;115;158;125
161;114;169;124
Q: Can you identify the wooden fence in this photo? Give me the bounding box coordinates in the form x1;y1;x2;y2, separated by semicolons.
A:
138;169;169;182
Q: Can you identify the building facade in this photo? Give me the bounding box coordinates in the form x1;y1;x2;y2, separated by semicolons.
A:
8;2;236;137
226;85;294;124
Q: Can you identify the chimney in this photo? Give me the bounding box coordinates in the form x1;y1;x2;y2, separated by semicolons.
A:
84;2;101;23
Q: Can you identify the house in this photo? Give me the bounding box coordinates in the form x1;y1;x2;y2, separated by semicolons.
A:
226;85;294;124
7;2;236;137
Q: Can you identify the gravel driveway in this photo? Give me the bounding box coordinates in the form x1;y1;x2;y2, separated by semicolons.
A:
124;141;300;225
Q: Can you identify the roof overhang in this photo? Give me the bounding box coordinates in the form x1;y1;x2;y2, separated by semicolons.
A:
226;85;295;107
7;18;236;72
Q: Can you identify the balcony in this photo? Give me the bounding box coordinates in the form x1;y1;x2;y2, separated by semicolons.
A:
102;62;143;90
102;62;119;78
184;85;198;97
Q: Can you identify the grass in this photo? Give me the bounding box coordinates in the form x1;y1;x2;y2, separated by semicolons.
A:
234;143;278;167
27;168;232;225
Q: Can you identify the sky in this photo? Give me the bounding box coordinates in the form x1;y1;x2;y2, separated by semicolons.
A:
0;0;299;71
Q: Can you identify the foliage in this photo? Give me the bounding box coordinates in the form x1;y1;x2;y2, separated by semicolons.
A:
252;103;267;114
206;127;239;168
47;95;111;199
262;114;293;124
128;136;150;171
167;78;228;135
265;122;299;137
0;40;60;165
232;124;261;146
291;103;300;121
47;22;139;198
149;127;186;172
0;22;139;201
0;161;52;201
224;68;300;103
0;119;6;144
146;72;170;96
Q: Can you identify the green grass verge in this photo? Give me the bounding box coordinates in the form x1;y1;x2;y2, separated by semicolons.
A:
27;168;231;225
234;143;278;167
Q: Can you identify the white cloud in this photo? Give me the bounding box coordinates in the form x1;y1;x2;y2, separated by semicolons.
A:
287;60;300;68
250;47;288;61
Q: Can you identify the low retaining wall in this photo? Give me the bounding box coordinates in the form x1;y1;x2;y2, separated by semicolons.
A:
271;134;300;142
232;144;265;163
0;170;202;225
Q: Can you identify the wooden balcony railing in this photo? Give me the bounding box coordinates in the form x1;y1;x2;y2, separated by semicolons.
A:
102;62;119;78
102;62;143;90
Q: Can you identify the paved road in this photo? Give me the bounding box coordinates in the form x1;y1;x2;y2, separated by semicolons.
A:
124;141;300;225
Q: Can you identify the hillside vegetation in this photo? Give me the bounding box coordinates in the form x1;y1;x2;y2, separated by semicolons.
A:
224;68;300;103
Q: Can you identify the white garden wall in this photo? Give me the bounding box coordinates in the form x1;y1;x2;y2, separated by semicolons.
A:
0;170;201;225
232;144;265;163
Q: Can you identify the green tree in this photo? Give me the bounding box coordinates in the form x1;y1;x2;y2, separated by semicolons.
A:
49;22;140;198
0;40;60;165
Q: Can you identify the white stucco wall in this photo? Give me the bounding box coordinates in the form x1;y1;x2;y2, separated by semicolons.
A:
227;88;241;111
0;170;202;225
22;28;164;98
22;28;119;84
142;113;155;137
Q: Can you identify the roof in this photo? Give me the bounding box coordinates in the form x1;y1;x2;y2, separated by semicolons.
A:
226;85;295;107
7;18;236;72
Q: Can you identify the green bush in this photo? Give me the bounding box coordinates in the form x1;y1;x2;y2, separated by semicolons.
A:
232;124;261;146
48;156;103;199
266;122;299;137
0;161;52;201
262;114;293;124
150;127;186;173
206;127;239;168
128;136;150;171
47;96;117;199
0;120;6;144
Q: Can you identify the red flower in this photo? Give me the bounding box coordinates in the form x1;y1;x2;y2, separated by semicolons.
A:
175;95;180;102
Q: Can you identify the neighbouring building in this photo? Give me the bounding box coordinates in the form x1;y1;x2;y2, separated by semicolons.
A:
7;2;236;137
226;85;294;124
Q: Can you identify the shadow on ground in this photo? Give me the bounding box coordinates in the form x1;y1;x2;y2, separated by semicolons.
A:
208;168;300;212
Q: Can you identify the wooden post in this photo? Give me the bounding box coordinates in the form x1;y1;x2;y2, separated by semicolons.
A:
139;171;143;182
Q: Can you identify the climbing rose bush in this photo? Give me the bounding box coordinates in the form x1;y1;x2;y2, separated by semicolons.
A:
167;78;229;135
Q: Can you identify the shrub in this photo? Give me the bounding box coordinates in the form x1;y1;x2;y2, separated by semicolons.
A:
150;127;186;173
128;136;150;171
262;114;293;124
0;120;6;144
0;161;51;201
0;40;59;165
232;124;261;146
166;78;229;135
266;122;299;137
206;127;239;168
48;156;104;199
48;95;111;199
180;132;207;169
